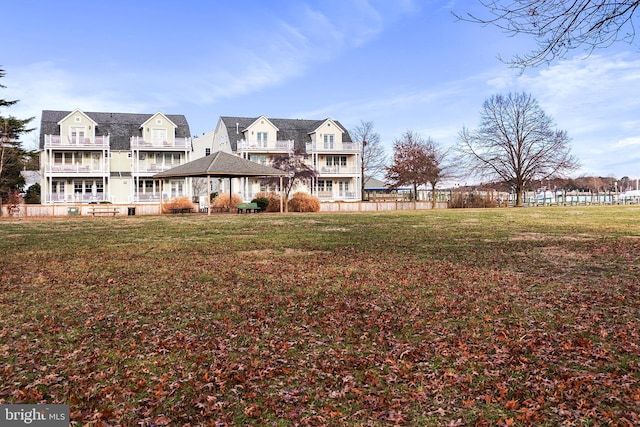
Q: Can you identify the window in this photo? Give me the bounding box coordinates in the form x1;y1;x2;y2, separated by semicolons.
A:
52;181;64;193
54;153;63;164
250;154;266;165
74;182;83;193
70;127;86;144
318;180;333;192
85;182;93;194
151;128;167;145
96;183;104;193
325;156;347;167
323;134;334;149
205;148;211;156
257;132;268;147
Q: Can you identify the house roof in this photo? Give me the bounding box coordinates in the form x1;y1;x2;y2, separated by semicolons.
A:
153;150;287;179
39;110;191;151
219;116;352;152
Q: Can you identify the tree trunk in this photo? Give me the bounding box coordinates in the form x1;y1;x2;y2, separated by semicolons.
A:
431;184;437;209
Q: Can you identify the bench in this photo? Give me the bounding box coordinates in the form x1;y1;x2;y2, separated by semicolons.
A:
237;202;261;213
89;206;119;216
170;207;193;214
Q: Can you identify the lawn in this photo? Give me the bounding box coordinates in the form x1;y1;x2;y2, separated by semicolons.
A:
1;207;639;426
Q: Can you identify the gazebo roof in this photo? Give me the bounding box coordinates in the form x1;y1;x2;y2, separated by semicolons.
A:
153;151;287;179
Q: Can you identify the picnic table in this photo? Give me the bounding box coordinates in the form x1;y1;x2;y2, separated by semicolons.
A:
89;206;119;216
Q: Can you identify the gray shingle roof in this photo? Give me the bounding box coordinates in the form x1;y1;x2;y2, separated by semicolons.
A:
39;110;191;150
220;116;352;152
153;151;287;178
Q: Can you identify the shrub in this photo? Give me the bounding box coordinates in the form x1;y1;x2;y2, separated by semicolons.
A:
449;192;498;209
255;192;281;212
211;193;242;211
288;192;320;212
6;191;23;216
251;197;270;211
24;183;41;204
163;196;195;214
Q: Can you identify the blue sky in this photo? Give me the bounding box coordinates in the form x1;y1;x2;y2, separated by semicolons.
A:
3;0;640;180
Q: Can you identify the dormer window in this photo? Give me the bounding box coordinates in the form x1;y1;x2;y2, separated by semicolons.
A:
323;134;334;149
257;132;268;147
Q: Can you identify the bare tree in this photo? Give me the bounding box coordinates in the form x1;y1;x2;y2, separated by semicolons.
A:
385;131;444;202
261;149;317;212
457;92;579;206
350;120;388;200
455;1;640;69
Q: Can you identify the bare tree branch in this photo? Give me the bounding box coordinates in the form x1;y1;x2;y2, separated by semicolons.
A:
454;1;640;69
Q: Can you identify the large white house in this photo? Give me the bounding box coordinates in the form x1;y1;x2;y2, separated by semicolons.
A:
39;109;192;204
193;115;362;201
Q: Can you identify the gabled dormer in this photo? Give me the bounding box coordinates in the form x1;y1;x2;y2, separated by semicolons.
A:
310;118;344;149
244;115;279;146
140;112;177;145
57;109;98;144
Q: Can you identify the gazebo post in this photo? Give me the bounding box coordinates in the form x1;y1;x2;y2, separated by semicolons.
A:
207;175;211;216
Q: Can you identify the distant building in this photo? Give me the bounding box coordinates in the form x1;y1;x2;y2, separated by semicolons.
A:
39;109;192;204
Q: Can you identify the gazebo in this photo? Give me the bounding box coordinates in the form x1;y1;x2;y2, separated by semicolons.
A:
153;151;288;214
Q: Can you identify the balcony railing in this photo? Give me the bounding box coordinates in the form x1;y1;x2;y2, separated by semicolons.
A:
48;164;107;174
44;135;110;148
306;142;360;153
319;166;358;175
131;136;191;149
45;193;109;203
133;163;182;173
132;192;161;202
237;139;294;152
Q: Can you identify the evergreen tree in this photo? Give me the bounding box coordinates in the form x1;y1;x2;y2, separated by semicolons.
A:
0;67;34;201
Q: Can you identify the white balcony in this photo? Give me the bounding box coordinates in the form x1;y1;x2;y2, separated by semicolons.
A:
133;163;182;174
44;135;110;148
306;141;360;153
318;166;358;175
237;139;294;152
47;164;107;174
131;136;191;150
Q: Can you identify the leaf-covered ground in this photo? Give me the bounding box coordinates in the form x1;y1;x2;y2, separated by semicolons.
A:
1;207;639;426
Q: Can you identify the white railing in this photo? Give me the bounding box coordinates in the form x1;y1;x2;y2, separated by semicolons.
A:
319;166;358;175
131;136;191;149
133;163;181;173
133;192;161;202
44;135;110;148
48;164;106;174
46;193;109;203
237;139;294;151
306;142;360;152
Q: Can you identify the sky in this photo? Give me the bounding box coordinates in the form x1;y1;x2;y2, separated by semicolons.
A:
2;0;640;181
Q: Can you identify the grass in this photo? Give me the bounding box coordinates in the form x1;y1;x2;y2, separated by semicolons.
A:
1;206;639;426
